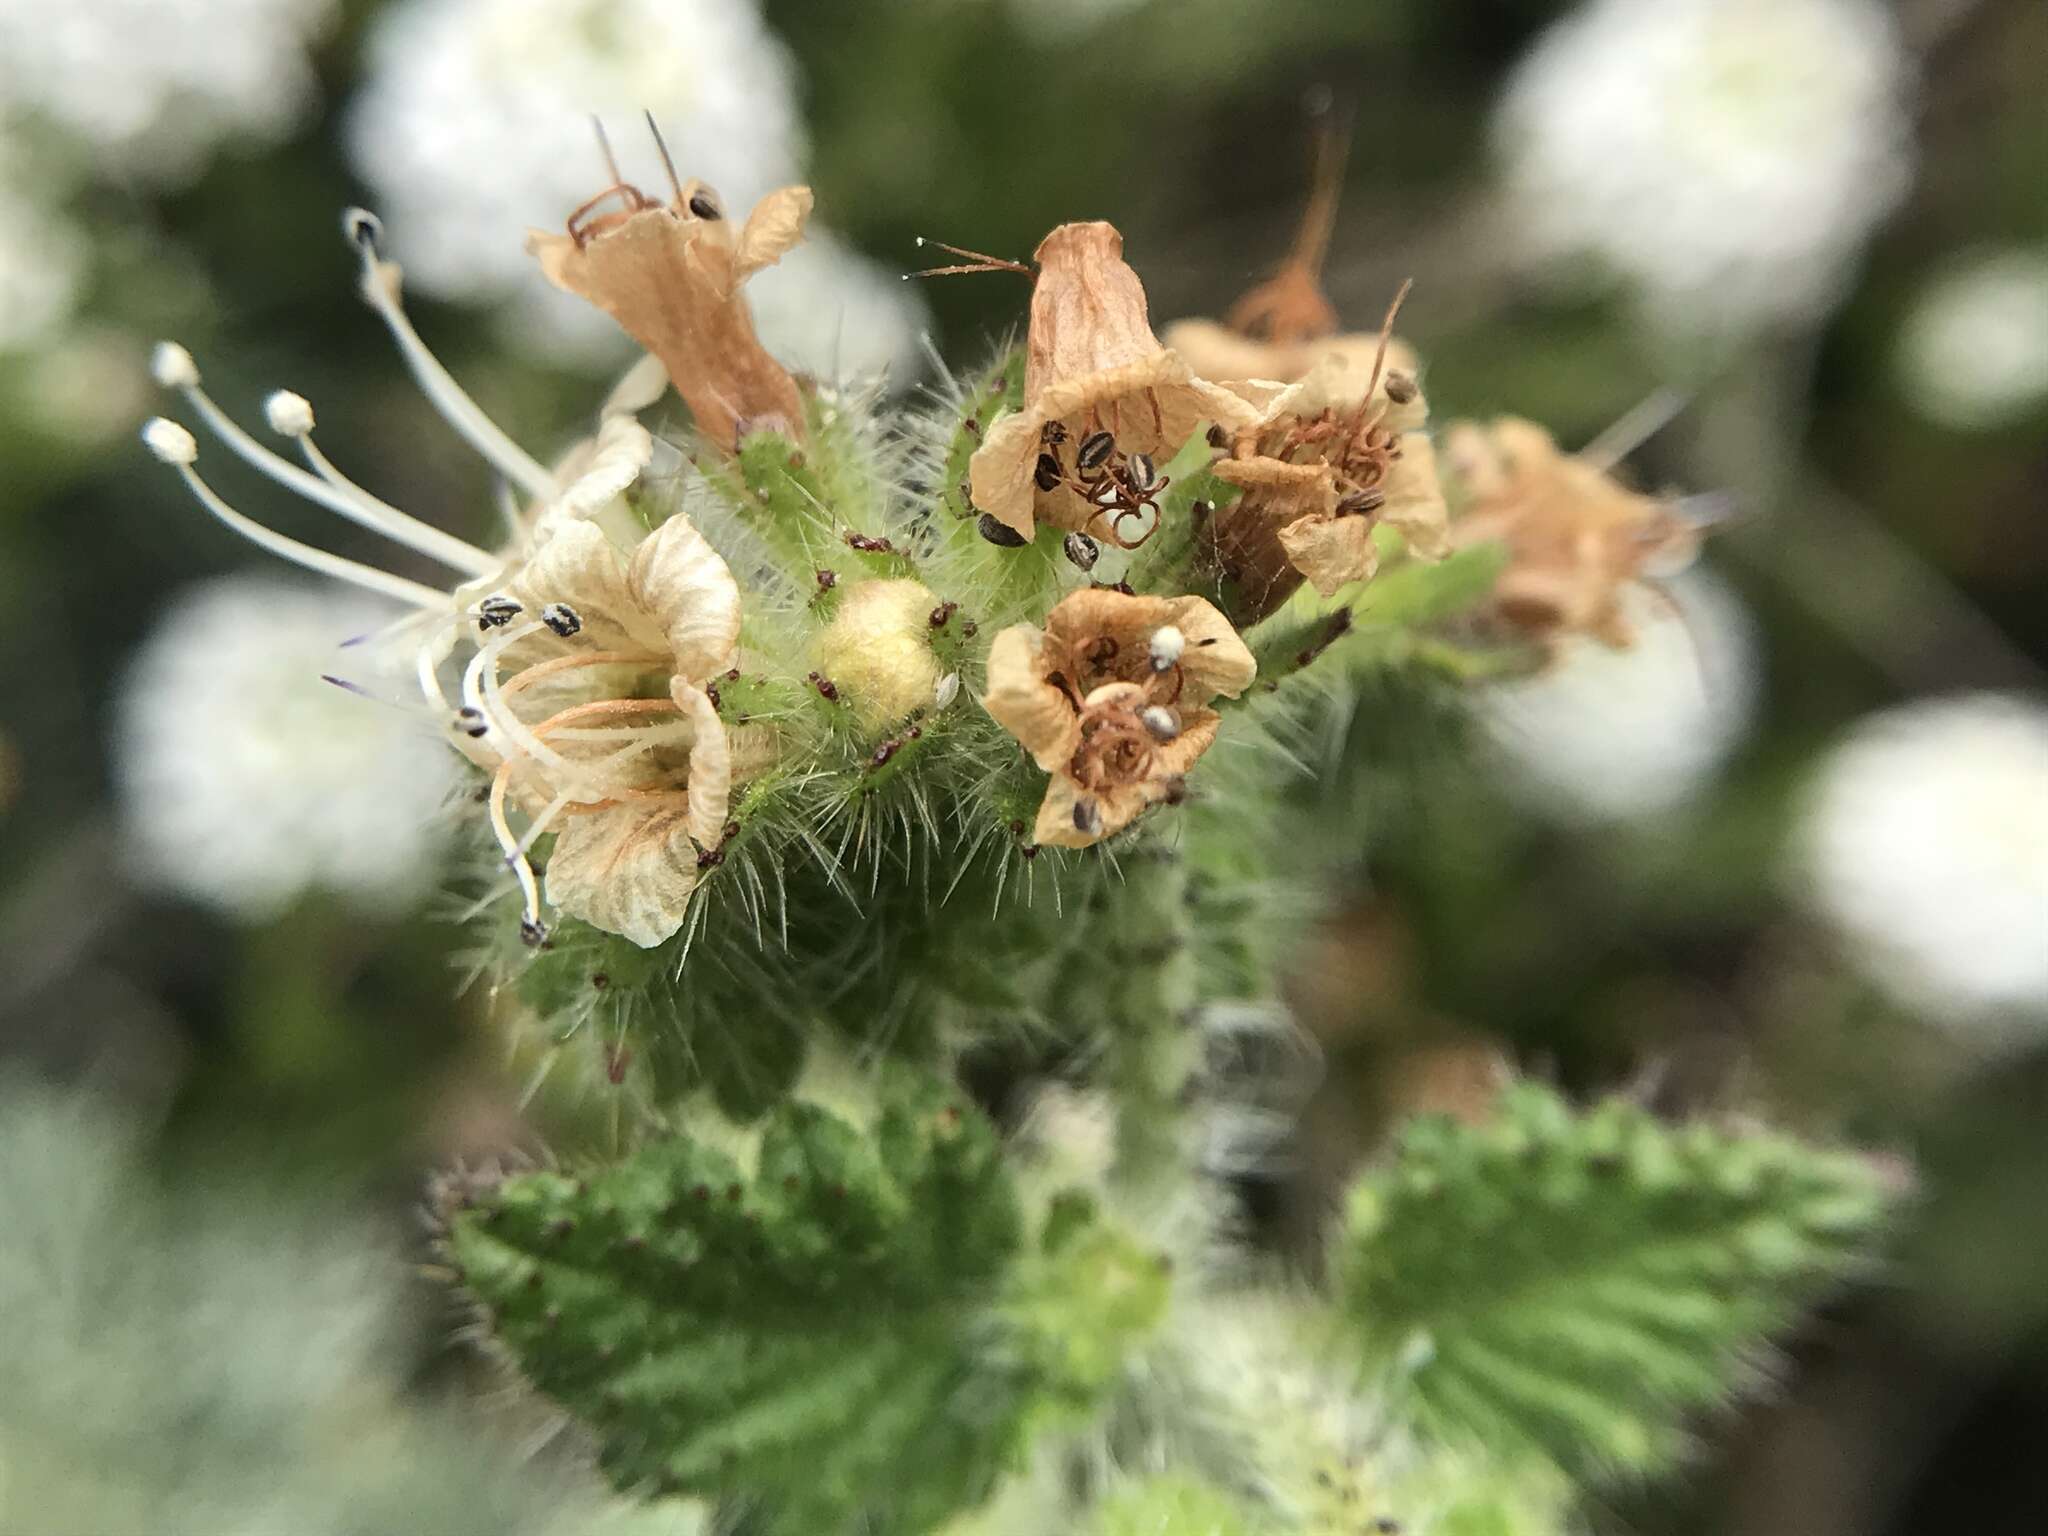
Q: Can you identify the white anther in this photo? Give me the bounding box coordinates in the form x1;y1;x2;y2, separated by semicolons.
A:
935;672;961;710
1148;624;1185;672
1140;705;1180;741
264;390;316;437
151;341;199;389
142;418;198;465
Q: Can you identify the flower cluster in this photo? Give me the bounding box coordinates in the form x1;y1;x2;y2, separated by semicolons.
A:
139;134;1727;961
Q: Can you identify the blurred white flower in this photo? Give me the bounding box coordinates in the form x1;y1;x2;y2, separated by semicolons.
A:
345;0;804;310
1799;694;2048;1023
0;0;336;185
0;150;86;350
746;228;930;389
1497;0;1913;338
1895;248;2048;431
117;576;458;919
1479;571;1759;824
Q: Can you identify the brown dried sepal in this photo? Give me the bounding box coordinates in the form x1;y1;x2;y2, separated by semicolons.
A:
530;181;812;452
982;589;1256;848
1445;417;1700;647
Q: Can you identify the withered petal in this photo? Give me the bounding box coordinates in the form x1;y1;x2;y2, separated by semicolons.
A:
545;803;700;948
734;186;814;279
669;679;731;850
982;624;1081;770
1279;512;1380;597
628;511;742;680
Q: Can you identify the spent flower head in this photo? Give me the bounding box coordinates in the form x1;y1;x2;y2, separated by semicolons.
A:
982;589;1255;849
142;203;757;948
968;222;1260;544
1445;415;1700;648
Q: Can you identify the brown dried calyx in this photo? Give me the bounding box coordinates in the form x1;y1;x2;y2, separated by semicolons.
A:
969;222;1259;544
1445;417;1701;648
530;161;811;452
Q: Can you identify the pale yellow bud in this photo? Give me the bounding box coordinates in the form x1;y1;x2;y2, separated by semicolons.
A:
815;578;944;731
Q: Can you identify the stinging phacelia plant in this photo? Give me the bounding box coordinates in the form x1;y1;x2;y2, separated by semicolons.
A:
140;122;1890;1536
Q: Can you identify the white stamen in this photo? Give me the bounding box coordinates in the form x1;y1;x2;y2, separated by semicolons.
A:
151;342;199;389
290;423;500;577
165;367;497;577
149;428;449;610
142;417;198;465
345;210;559;503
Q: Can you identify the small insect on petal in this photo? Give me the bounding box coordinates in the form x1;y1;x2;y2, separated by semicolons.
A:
1033;452;1064;492
1073;797;1104;836
477;595;522;630
1148;624;1185;672
1140;705;1180;741
263;390;315;437
977;512;1029;548
141;417;198;465
541;602;583;638
1076;430;1116;471
1062;531;1100;571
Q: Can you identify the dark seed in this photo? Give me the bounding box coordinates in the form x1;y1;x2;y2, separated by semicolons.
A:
1336;487;1386;517
519;918;548;947
477;595;521;629
686;191;722;220
540;602;581;637
1072;798;1104;836
977;512;1028;548
1033;452;1063;492
1076;430;1115;470
1062;531;1099;570
815;568;838;589
1382;371;1417;404
456;706;488;738
1126;452;1157;491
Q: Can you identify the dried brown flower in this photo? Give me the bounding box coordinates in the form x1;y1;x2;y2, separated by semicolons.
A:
530;178;813;451
1206;306;1448;620
1445;417;1700;647
982;589;1255;848
969;223;1260;544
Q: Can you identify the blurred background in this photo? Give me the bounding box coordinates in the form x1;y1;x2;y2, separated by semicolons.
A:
1;0;2043;1530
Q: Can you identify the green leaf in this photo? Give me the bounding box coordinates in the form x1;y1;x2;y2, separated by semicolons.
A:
1332;1085;1893;1481
445;1074;1166;1534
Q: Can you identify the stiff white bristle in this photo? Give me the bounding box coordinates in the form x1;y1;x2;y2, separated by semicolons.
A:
151;341;199;389
264;390;316;437
142;417;199;465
